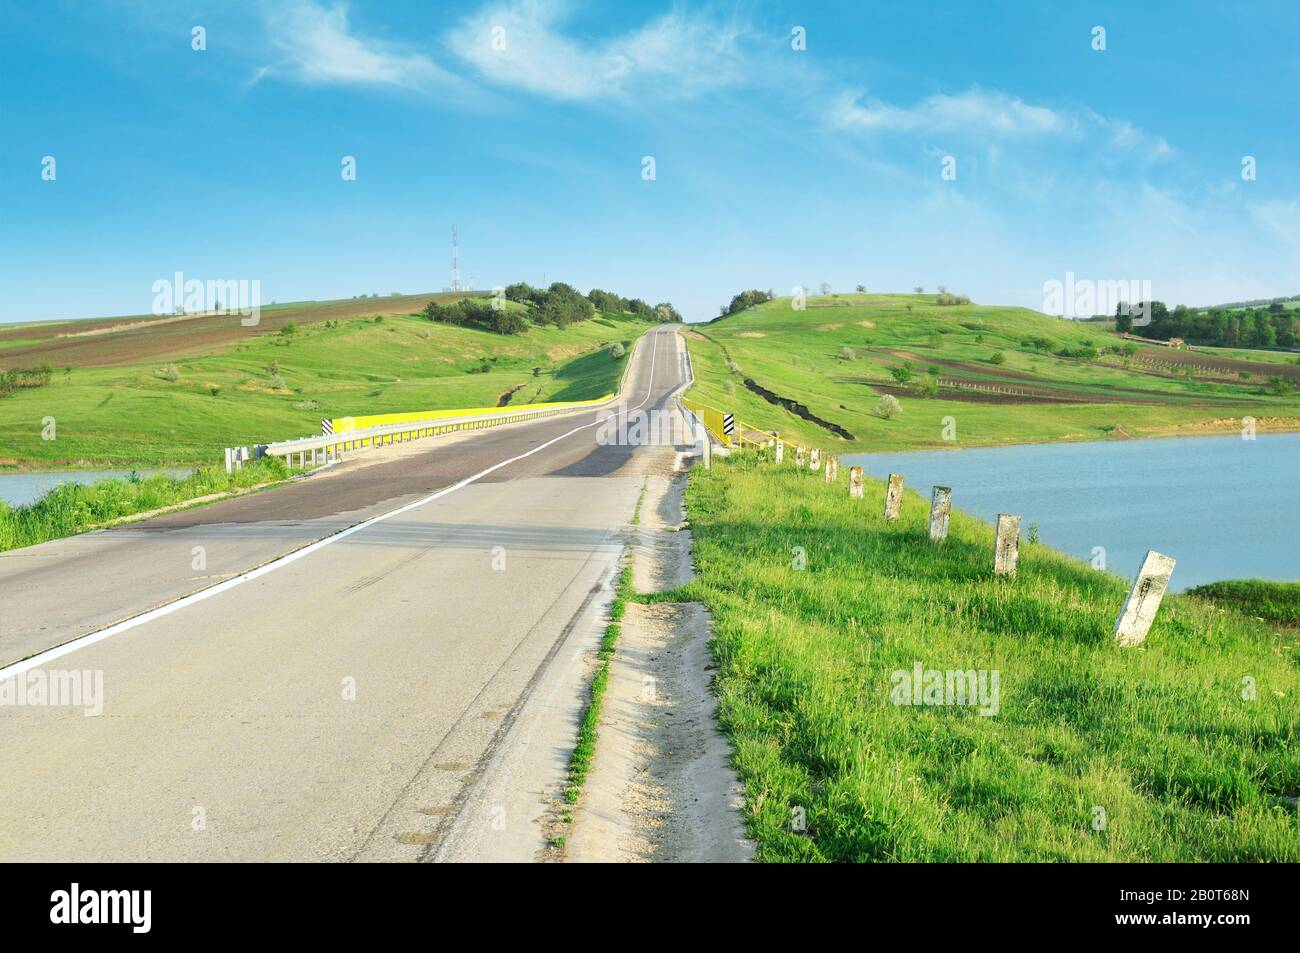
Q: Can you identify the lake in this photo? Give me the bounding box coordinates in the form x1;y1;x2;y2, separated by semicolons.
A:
843;433;1300;591
0;469;193;508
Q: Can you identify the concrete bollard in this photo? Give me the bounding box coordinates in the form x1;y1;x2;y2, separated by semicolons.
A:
993;514;1020;576
775;440;784;464
1114;551;1176;647
824;456;838;483
849;466;864;499
699;423;712;470
224;448;234;476
928;486;952;542
809;448;821;471
795;447;806;468
883;473;904;521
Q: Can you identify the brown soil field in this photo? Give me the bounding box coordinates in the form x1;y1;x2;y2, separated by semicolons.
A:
1128;345;1300;380
0;292;472;368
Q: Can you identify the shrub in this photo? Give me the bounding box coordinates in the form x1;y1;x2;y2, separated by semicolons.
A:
840;346;855;360
890;365;914;384
158;363;181;382
610;342;626;359
268;373;287;390
874;394;902;418
280;321;297;336
912;376;940;398
988;351;1006;365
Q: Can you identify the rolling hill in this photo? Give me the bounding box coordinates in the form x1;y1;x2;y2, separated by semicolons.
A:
0;293;655;468
684;292;1300;451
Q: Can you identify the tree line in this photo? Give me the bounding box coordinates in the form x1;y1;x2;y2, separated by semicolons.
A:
424;282;682;335
1117;301;1300;350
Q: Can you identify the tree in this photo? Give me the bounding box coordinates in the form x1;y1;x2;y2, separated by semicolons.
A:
654;302;682;323
874;394;902;419
914;286;924;294
856;284;866;293
724;289;774;316
819;282;831;296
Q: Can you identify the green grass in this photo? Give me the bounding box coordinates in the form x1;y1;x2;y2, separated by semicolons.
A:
0;458;291;553
564;564;632;804
1188;580;1300;628
0;300;652;468
684;293;1300;451
681;450;1300;861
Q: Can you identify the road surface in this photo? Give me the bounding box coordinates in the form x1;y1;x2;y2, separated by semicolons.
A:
0;324;691;861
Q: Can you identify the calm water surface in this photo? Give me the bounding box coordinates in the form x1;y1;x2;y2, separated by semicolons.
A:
843;433;1300;591
0;469;192;508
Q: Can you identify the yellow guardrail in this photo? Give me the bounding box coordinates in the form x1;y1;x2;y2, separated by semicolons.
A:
681;396;791;450
680;396;826;457
327;394;614;446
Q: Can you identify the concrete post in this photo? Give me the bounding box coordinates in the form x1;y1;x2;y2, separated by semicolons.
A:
928;486;952;542
699;423;712;470
224;448;233;475
1114;551;1176;647
775;440;784;464
993;514;1020;576
849;466;864;499
883;474;904;521
824;456;837;483
809;448;821;471
795;447;806;468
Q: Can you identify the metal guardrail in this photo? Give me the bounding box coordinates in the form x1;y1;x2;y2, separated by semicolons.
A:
223;396;621;473
680;396;793;451
223;335;648;474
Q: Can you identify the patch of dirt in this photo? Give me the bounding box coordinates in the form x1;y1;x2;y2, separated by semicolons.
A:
496;383;525;407
815;323;844;331
566;466;753;864
737;332;767;338
858;320;876;328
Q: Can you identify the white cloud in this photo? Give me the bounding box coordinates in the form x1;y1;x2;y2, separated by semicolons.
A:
830;89;1074;138
830;88;1174;163
259;1;457;89
447;1;748;101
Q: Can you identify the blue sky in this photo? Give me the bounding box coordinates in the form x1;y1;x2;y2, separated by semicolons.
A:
2;0;1298;324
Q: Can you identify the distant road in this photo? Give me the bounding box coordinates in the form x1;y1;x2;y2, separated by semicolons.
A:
0;324;688;861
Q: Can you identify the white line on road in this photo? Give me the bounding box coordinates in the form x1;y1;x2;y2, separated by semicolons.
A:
0;330;664;682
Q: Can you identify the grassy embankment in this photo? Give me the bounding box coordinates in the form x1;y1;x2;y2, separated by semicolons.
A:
0;293;652;468
0;458;290;553
669;451;1300;861
684;293;1300;451
1188;580;1300;629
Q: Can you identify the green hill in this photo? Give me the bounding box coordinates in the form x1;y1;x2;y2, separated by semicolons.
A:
0;293;655;468
684;292;1300;451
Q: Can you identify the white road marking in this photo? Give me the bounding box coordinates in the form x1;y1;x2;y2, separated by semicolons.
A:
0;330;665;682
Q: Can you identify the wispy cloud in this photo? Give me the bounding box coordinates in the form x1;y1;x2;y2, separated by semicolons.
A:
258;0;458;90
829;88;1174;161
447;0;749;101
830;89;1073;137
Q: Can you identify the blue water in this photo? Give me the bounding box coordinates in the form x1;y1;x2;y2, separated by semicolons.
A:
0;469;193;508
843;433;1300;591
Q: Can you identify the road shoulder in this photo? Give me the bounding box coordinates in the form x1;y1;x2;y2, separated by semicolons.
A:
566;463;753;862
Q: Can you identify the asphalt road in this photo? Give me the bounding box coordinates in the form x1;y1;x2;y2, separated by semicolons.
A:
0;324;691;861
